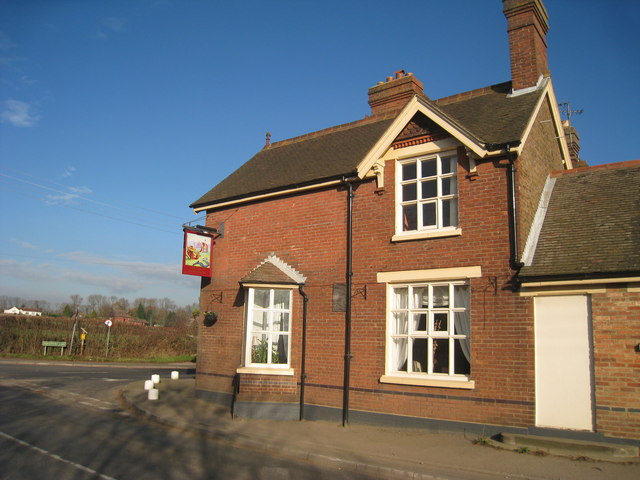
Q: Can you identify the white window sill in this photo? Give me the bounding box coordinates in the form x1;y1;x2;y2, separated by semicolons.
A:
236;366;295;376
392;228;461;242
380;374;475;389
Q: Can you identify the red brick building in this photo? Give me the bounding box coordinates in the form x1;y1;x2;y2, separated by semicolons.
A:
189;0;639;444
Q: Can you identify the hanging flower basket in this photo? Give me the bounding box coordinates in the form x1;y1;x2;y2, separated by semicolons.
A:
203;311;218;327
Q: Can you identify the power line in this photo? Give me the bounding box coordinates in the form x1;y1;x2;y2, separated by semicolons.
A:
0;166;190;222
0;182;181;235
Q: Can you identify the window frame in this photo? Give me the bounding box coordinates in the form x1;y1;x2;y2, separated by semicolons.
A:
243;287;293;370
395;151;460;238
377;267;480;389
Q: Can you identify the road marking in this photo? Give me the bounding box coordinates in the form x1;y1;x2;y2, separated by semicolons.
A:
0;431;119;480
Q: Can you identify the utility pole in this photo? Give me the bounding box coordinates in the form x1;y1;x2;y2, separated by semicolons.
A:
69;306;79;355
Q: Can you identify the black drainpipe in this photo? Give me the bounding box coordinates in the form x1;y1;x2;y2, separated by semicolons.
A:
298;284;308;421
505;145;524;272
341;177;354;427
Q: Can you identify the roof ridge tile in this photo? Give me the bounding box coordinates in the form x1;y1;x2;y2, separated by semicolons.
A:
435;81;512;106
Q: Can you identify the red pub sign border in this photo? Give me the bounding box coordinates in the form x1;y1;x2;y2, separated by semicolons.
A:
182;229;213;277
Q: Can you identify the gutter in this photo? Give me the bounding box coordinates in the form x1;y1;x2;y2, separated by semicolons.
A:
519;273;640;287
191;177;349;213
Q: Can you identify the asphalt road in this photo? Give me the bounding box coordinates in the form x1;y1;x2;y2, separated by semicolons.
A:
0;361;380;480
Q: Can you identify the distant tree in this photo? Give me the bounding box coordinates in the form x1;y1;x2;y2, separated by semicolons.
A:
70;294;83;310
145;298;157;326
165;311;177;326
62;304;73;317
113;297;129;316
87;295;102;314
89;310;98;318
135;303;146;319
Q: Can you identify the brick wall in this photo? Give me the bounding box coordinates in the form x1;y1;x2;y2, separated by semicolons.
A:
196;147;539;429
592;288;640;440
195;140;639;441
516;95;565;258
341;152;535;426
198;186;348;401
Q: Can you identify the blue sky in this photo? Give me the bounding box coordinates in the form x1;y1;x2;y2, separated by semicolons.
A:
1;0;638;308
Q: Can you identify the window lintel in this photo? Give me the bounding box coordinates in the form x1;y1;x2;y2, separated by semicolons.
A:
377;266;482;284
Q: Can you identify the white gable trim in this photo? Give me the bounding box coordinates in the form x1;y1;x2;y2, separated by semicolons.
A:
245;253;307;284
517;78;572;169
356;96;488;179
522;176;556;266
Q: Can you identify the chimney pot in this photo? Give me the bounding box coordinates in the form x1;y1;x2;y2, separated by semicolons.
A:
368;70;426;117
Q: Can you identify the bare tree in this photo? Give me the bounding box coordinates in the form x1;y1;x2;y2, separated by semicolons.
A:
70;294;83;310
87;294;102;314
113;297;129;316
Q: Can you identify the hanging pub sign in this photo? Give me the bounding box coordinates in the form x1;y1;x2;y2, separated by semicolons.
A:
182;229;213;277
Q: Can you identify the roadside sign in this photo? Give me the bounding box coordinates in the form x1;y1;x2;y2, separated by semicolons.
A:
104;320;112;357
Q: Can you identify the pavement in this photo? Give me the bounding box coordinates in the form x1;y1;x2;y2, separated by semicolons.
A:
120;375;640;480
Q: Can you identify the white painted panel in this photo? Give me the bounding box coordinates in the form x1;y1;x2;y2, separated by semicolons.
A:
535;295;593;431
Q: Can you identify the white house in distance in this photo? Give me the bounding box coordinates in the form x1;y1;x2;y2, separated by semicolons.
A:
3;307;42;316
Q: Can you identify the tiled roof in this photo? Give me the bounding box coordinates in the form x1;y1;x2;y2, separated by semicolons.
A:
190;81;543;209
519;161;640;279
436;82;542;145
190;116;395;209
241;261;298;284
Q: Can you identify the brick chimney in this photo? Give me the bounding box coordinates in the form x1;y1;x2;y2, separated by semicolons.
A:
563;120;587;168
368;70;425;116
503;0;550;91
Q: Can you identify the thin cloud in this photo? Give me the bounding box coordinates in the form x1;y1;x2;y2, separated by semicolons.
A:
0;259;55;282
45;183;92;205
55;250;197;291
1;99;40;127
9;239;39;250
0;258;143;295
58;250;181;280
0;31;16;51
62;166;76;178
96;17;126;39
45;192;81;205
69;186;92;195
62;269;145;294
102;17;126;32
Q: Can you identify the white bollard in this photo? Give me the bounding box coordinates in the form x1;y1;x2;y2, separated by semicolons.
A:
148;388;159;400
171;371;179;380
151;374;160;384
144;379;154;390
